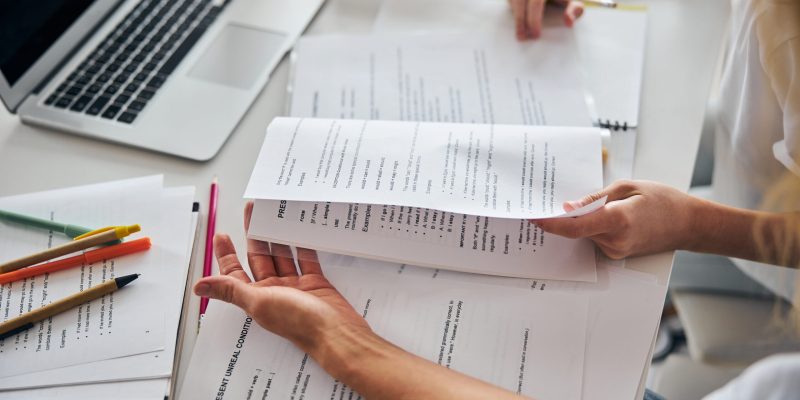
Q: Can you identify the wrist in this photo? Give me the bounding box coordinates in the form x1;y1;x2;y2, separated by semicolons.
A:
680;195;715;252
307;323;398;384
680;196;764;258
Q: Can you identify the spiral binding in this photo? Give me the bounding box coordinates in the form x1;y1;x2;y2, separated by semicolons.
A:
597;119;630;131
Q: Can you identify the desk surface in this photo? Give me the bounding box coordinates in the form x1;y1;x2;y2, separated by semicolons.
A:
0;0;729;397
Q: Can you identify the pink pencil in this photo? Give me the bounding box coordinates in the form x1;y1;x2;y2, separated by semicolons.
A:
200;177;219;317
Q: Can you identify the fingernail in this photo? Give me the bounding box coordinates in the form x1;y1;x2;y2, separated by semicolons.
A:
195;282;211;296
566;200;581;209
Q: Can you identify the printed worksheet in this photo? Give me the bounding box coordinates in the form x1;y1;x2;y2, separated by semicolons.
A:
245;118;604;220
370;0;644;186
250;198;597;281
0;184;196;389
179;264;588;400
317;251;667;400
0;177;167;377
289;31;593;127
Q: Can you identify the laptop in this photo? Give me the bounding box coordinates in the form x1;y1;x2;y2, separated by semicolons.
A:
0;0;324;161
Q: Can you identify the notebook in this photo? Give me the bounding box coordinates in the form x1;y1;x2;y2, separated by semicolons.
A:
575;6;647;131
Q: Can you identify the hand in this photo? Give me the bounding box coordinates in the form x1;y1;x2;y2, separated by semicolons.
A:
509;0;584;40
195;204;530;400
193;202;371;353
531;180;699;259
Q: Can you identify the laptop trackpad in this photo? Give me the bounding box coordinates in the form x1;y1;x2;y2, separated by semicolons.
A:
187;24;286;90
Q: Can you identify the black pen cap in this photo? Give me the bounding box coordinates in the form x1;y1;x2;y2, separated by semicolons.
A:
115;273;140;288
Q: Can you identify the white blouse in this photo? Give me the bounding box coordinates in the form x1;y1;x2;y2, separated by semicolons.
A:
704;353;800;400
712;0;800;304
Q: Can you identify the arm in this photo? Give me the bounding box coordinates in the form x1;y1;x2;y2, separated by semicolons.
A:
313;324;522;400
532;180;800;267
194;202;523;400
685;197;799;268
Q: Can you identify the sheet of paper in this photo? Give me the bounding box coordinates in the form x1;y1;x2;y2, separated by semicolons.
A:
250;198;598;281
172;205;203;399
0;177;167;378
317;253;666;400
289;30;593;127
0;183;196;389
0;378;170;400
245;118;604;219
180;264;589;400
372;0;647;128
371;0;642;186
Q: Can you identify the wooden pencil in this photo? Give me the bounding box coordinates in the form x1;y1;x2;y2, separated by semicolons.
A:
0;274;140;340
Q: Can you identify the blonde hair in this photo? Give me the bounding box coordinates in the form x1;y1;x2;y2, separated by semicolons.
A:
757;170;800;335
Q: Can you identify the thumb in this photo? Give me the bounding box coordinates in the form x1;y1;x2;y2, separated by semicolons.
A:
564;181;641;211
195;275;259;311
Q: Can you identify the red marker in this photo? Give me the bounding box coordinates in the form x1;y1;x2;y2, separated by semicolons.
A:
0;237;151;285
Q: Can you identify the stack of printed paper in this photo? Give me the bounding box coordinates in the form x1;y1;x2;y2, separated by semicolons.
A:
0;176;198;400
244;117;605;282
181;260;590;400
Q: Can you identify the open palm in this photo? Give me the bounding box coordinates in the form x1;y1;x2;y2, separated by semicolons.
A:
194;202;371;351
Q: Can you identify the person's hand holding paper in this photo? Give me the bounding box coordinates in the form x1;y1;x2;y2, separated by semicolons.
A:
532;180;800;268
531;180;694;259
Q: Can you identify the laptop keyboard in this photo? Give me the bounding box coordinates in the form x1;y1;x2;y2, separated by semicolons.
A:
43;0;227;124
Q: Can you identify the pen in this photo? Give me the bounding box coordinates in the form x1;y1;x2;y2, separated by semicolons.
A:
0;237;151;285
0;273;140;340
582;0;618;8
200;177;219;317
552;0;647;11
0;209;92;239
581;0;646;11
0;225;141;274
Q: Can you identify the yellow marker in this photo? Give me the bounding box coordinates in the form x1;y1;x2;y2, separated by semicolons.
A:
74;225;139;240
0;225;141;274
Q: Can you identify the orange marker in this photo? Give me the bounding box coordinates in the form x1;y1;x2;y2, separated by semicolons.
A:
0;237;151;285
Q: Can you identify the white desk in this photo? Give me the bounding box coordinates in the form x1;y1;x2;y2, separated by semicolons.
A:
0;0;729;398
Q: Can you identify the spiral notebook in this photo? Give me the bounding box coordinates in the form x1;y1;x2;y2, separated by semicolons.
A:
576;6;647;132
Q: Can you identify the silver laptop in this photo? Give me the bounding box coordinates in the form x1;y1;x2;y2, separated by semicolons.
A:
0;0;324;161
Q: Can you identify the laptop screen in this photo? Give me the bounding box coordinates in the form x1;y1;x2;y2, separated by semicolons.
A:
0;0;95;86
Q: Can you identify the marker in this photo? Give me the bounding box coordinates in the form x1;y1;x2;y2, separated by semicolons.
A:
0;225;141;274
0;274;140;340
0;238;151;285
0;209;92;239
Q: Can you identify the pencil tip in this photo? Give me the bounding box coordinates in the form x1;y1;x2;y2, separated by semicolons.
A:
212;176;218;184
115;273;140;288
